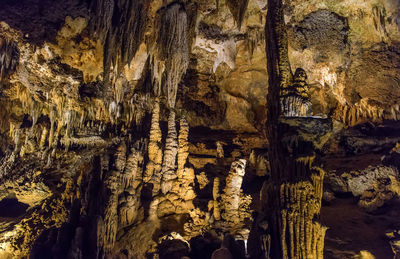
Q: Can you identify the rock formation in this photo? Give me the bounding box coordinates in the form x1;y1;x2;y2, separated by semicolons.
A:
280;68;311;117
0;0;399;258
258;0;327;257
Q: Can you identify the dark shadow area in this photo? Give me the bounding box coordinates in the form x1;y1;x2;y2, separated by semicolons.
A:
321;197;400;258
141;183;154;220
0;197;28;218
158;239;189;259
0;0;88;45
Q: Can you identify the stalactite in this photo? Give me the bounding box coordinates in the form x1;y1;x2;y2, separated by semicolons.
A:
156;3;189;108
108;101;118;124
20;101;42;155
13;128;22;154
334;100;395;127
247;26;265;59
64;109;76;151
30;101;41;130
0;36;19;80
89;0;149;84
372;5;389;38
60;136;111;147
114;76;125;104
225;0;250;30
151;59;165;97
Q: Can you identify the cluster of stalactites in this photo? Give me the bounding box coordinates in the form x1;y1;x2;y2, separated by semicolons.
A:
89;0;149;83
7;82;154;165
225;0;250;30
336;100;400;127
0;36;19;80
155;2;189;108
280;68;311;117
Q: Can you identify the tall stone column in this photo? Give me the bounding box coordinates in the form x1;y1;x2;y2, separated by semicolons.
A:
259;0;327;258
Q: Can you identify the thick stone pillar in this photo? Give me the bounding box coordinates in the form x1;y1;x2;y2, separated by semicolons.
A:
259;0;327;258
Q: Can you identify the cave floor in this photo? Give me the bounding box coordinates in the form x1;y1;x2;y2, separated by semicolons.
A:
321;197;400;259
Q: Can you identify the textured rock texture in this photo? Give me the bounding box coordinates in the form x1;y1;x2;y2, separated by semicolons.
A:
0;0;399;258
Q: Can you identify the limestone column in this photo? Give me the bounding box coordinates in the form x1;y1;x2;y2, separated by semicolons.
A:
259;0;327;257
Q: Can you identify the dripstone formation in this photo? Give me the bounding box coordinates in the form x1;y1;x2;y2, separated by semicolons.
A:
280;68;311;117
0;0;400;258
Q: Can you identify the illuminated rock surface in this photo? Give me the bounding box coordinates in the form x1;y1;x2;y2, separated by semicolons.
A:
0;0;399;258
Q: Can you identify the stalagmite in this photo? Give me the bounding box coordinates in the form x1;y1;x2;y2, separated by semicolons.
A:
217;141;224;158
39;126;48;149
119;143;144;227
145;101;163;183
123;147;141;189
213;177;221;221
102;170;120;253
115;142;127;172
177;117;189;176
160;110;178;194
221;159;247;225
274;167;326;259
174;118;196;213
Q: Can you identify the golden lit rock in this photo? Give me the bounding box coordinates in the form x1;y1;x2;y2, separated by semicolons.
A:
0;0;399;258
